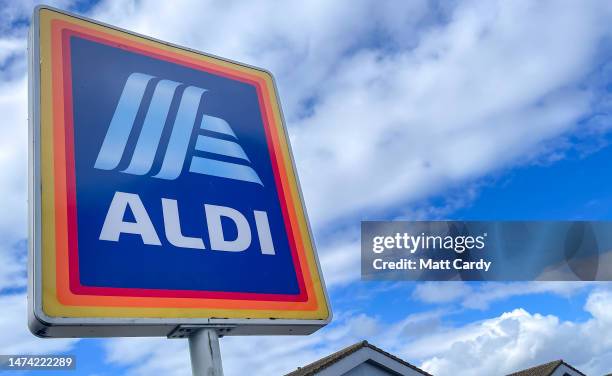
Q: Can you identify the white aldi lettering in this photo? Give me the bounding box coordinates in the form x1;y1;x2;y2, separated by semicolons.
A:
99;191;276;254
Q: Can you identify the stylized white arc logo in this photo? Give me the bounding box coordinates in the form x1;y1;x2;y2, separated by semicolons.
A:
94;72;263;185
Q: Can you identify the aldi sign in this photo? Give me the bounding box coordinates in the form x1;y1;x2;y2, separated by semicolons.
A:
29;7;330;337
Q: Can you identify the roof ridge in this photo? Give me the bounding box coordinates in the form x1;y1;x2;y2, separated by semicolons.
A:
362;342;434;376
558;359;588;376
506;359;588;376
506;359;562;376
284;341;366;376
284;340;432;376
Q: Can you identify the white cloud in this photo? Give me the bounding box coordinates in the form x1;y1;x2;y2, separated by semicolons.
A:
104;337;190;376
104;288;612;376
0;75;29;291
0;241;26;291
0;0;74;28
86;0;612;230
317;234;361;287
414;308;574;375
90;0;431;120
412;281;594;309
413;282;474;304
0;77;27;244
0;293;78;354
412;288;612;376
0;37;25;62
291;0;610;226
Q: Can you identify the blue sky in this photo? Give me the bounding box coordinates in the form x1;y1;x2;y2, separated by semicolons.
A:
1;0;612;375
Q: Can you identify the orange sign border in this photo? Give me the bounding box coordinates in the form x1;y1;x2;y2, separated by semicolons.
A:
36;8;330;321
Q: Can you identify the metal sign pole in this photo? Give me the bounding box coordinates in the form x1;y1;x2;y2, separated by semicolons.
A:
189;329;224;376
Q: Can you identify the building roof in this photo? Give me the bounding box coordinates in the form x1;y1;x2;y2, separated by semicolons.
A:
506;359;586;376
285;340;433;376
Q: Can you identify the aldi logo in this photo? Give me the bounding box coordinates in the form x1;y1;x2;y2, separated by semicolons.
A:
94;73;262;185
30;7;330;337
